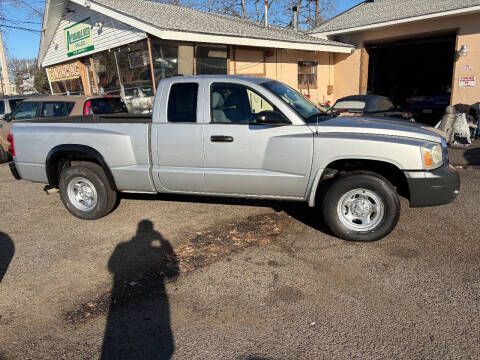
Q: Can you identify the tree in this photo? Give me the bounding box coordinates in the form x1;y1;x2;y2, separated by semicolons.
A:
153;0;336;29
33;69;50;94
7;57;37;94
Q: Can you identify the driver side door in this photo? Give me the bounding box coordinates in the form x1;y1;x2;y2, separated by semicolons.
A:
203;81;313;198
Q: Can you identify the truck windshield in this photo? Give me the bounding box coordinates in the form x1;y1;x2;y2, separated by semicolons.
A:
261;80;324;122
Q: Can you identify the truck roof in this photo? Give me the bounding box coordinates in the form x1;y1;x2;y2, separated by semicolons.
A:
166;75;271;84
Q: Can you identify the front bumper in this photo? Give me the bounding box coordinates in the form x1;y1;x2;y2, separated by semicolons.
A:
9;161;21;180
404;164;460;207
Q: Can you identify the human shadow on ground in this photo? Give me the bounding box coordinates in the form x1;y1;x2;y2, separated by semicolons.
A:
120;193;334;236
101;220;179;360
0;232;14;284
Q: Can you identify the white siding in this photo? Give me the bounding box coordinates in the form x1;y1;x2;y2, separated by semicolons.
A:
42;1;146;67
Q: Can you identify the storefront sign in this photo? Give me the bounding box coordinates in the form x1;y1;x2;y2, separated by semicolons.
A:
65;18;94;57
459;76;476;87
47;62;81;82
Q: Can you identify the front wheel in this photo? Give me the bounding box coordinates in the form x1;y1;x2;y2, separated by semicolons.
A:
322;171;400;242
59;163;118;220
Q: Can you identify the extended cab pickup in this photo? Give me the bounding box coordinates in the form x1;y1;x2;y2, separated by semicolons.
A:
8;76;460;242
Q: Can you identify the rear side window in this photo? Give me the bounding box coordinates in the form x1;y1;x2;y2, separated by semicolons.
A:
377;99;395;112
0;101;4;115
89;98;128;114
41;102;75;117
13;102;40;119
167;83;198;123
9;99;24;113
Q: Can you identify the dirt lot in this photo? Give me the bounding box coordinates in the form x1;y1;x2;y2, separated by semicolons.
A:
0;163;479;359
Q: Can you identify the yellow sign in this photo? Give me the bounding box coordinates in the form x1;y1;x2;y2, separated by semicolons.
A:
65;17;94;57
48;62;80;82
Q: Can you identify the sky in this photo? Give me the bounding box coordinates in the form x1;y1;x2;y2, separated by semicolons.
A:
1;0;363;60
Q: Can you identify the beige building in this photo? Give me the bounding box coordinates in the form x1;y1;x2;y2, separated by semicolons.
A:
310;0;480;109
39;0;353;110
40;0;480;118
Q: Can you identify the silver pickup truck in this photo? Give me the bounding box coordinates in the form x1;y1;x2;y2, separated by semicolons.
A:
8;75;460;242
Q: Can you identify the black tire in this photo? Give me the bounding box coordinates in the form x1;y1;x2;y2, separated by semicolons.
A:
322;171;400;242
59;163;118;220
0;146;7;164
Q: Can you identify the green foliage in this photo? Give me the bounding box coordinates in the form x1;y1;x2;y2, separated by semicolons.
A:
33;69;50;94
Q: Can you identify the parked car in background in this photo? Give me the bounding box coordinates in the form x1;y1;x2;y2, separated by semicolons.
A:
406;94;450;125
107;85;154;114
0;96;127;163
5;95;128;121
332;95;414;121
8;76;459;242
0;95;32;121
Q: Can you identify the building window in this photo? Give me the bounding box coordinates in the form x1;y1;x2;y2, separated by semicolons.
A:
196;45;227;75
93;51;120;94
50;78;84;95
298;61;317;89
116;40;152;90
151;39;182;84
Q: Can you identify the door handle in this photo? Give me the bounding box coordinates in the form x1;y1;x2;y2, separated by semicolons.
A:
210;135;234;143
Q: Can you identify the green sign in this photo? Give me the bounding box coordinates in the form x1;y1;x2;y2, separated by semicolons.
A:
64;17;94;57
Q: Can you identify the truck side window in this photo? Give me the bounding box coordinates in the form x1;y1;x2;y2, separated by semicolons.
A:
42;102;68;117
167;83;198;123
13;102;40;120
211;83;274;124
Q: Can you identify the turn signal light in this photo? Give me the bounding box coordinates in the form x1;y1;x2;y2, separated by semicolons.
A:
423;150;433;167
7;133;15;156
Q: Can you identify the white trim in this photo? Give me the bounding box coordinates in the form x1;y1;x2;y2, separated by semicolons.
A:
312;5;480;36
69;0;353;54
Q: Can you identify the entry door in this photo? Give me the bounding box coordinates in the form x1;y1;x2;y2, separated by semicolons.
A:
154;81;205;193
203;82;313;198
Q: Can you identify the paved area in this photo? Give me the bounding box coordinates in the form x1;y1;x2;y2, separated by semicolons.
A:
449;139;480;166
0;163;479;359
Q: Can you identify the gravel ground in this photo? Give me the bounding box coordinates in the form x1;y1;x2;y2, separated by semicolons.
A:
448;139;480;166
0;163;479;359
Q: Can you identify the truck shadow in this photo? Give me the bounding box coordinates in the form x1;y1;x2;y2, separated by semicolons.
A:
463;146;480;166
0;232;14;285
101;220;179;360
120;193;333;236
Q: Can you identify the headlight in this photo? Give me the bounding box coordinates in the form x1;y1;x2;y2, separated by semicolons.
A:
421;143;444;170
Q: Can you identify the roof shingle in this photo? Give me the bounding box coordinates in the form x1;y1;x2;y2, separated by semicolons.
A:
92;0;351;47
311;0;480;33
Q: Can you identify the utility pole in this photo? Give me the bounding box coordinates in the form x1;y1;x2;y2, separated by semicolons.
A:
0;30;11;95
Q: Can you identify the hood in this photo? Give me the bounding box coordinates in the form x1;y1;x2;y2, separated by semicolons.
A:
316;115;444;143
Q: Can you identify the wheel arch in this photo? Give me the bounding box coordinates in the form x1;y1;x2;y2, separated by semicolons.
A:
46;144;117;190
308;158;410;207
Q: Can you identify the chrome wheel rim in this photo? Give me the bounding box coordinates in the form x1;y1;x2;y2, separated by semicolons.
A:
336;188;385;232
67;177;98;212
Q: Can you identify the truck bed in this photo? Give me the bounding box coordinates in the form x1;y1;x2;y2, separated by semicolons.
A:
12;114;155;193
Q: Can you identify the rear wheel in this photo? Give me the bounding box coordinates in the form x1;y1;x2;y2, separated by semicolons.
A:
322;171;400;242
59;163;117;220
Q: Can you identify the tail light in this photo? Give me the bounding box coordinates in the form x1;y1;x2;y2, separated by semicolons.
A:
84;100;93;115
7;133;15;156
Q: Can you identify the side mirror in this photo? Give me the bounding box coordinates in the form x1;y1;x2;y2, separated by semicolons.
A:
255;111;290;126
4;113;12;122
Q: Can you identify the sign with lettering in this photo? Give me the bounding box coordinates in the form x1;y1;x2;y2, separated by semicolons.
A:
47;62;80;82
65;18;94;57
459;76;476;87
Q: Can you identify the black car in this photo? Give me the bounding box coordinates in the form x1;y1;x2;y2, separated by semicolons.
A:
332;95;414;121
